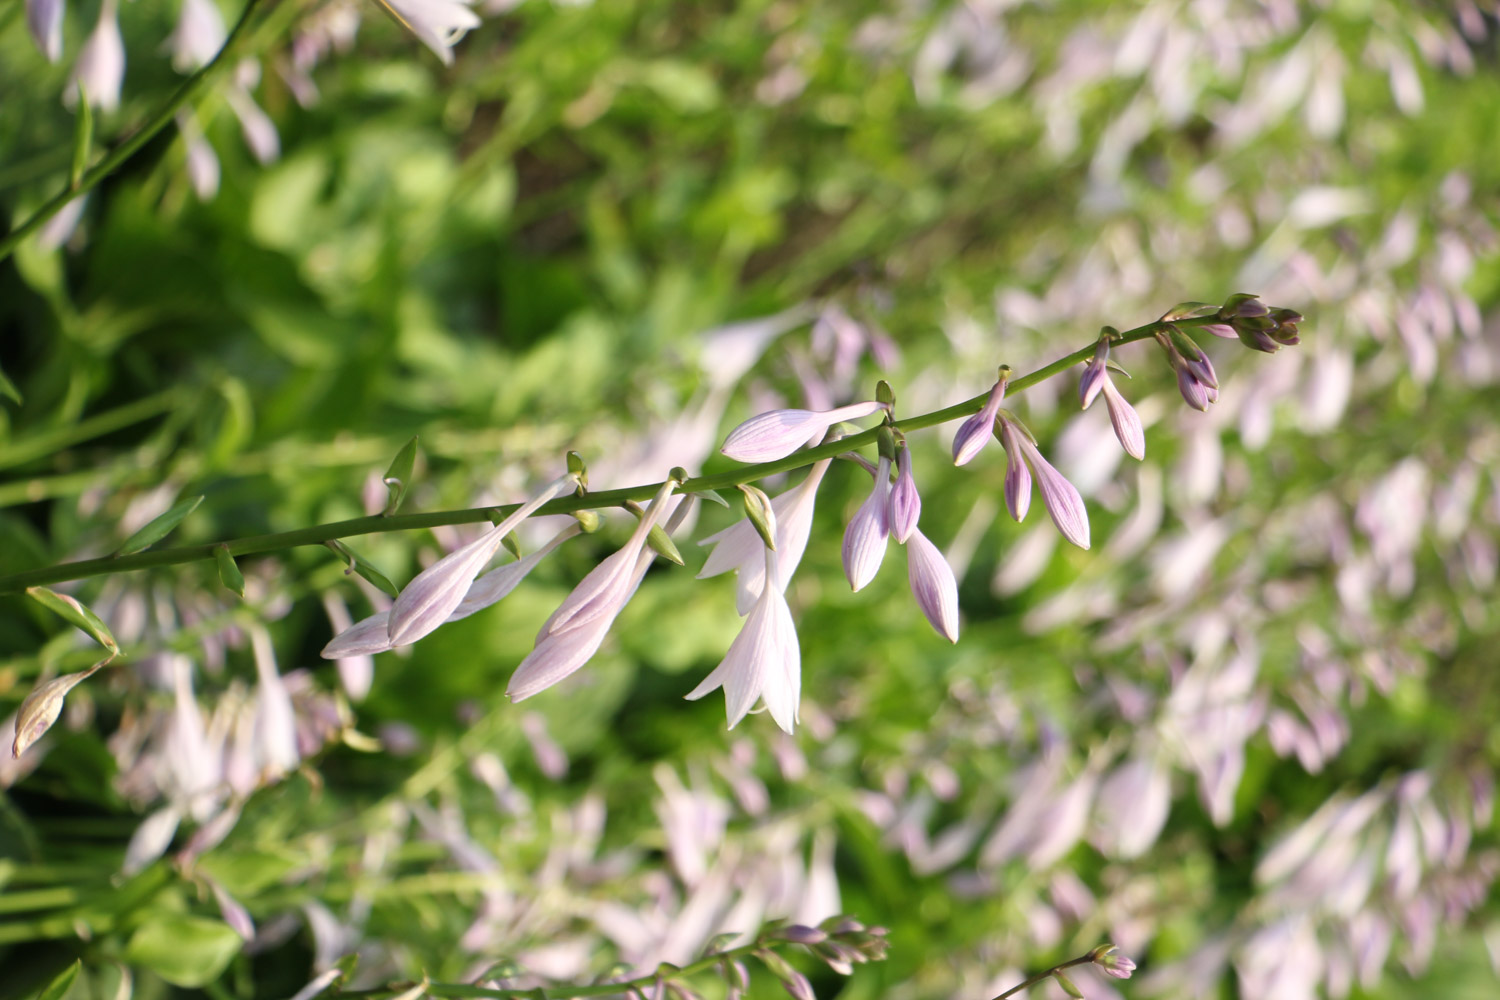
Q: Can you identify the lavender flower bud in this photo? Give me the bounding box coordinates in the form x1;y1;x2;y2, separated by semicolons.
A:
887;444;921;544
722;401;885;463
951;369;1009;466
906;529;960;642
843;456;891;590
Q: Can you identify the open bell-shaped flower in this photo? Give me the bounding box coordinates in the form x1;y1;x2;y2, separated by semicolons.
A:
686;543;801;733
699;458;831;614
996;415;1091;549
721;401;885;463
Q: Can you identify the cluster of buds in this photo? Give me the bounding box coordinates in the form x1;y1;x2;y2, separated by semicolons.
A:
1205;293;1303;352
1156;293;1304;410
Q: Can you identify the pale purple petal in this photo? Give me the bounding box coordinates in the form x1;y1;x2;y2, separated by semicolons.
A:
321;593;375;698
1176;366;1212;411
388;474;573;647
321;611;393;658
178;112;221;201
208;877;256;940
380;0;481;66
227;85;280;165
1078;341;1110;409
999;421;1032;522
951;378;1006;466
906;529;959;642
1016;434;1091;549
888;446;921;544
508;599;620;701
448;523;580;621
701;459;830;614
171;0;228;73
123;806;181;875
842;457;891;591
251;628;300;777
721;401;884;463
1101;378;1146;460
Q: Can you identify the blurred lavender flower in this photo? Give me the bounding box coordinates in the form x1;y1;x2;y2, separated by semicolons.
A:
952;369;1009;466
376;0;482;66
721;401;885;463
177;111;221;200
996;416;1091;549
26;0;64;62
170;0;227;72
227;62;280;164
66;0;125;112
843;454;892;591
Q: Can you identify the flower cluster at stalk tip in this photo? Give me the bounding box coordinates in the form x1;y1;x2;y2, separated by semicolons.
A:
309;294;1305;740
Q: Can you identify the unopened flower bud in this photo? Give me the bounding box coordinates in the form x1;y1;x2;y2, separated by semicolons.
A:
722;402;885;463
1089;944;1138;980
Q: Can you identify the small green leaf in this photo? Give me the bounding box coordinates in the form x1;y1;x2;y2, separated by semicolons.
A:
214;545;245;597
124;914;242;988
1053;972;1084;999
737;484;776;550
32;959;80;1000
26;586;118;654
567;450;588;491
690;489;729;508
381;436;418;516
0;365;21;405
116;495;204;556
326;541;399;598
646;524;685;566
70;88;93;190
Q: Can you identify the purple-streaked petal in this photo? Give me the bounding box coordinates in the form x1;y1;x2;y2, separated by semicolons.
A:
1176;367;1212;411
951;378;1007;466
888;446;921;544
1184;353;1219;390
1101;378;1145;460
999;421;1032;522
1016;434;1090;549
842;457;891;591
721;401;884;463
906;529;959;642
1078;340;1110;409
321;611;393;658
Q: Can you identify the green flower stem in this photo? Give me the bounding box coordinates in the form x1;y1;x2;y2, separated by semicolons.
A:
0;0;271;265
333;939;769;1000
0;315;1214;595
991;954;1096;1000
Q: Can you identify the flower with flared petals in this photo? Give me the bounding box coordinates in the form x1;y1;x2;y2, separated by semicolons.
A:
906;528;959;641
951;370;1008;466
507;483;686;701
996;416;1090;549
699;458;831;614
721;401;885;463
1079;338;1145;460
843;455;891;590
686;545;800;734
887;443;921;543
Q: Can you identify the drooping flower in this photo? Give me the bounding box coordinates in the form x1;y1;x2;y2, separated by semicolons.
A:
721;401;885;463
66;0;125;112
996;415;1091;549
686;544;801;733
843;454;891;591
951;369;1009;466
1079;336;1145;460
905;528;959;642
507;483;686;701
375;0;482;66
699;458;831;614
887;442;921;543
384;473;577;648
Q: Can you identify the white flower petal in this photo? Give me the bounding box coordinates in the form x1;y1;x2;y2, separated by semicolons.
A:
721;402;883;463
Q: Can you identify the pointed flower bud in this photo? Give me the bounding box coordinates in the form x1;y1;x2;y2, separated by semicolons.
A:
1090;944;1138;980
843;455;891;590
906;529;959;642
1079;336;1145;460
887;442;921;544
951;368;1009;466
385;473;576;648
997;416;1091;549
721;401;885;463
1156;327;1219;411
